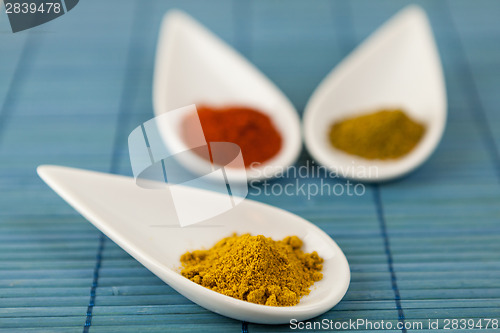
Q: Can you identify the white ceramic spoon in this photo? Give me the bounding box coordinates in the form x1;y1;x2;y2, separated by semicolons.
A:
303;5;446;182
37;165;350;324
153;10;302;181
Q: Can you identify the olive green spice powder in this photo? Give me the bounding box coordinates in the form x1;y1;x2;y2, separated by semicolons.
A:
328;109;426;160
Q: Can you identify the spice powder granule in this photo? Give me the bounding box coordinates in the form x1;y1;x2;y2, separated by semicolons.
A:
180;234;324;306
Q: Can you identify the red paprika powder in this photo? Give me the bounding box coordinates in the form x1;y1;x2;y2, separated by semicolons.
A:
182;105;282;168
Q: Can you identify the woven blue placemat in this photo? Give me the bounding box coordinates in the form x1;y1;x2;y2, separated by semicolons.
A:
1;0;499;332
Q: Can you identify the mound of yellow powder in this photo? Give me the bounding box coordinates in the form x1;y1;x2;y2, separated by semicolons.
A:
180;234;324;306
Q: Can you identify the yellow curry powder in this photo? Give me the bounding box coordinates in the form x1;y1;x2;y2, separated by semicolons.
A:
329;109;426;160
180;234;324;306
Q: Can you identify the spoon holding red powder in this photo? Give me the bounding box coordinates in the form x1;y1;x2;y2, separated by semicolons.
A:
182;105;282;168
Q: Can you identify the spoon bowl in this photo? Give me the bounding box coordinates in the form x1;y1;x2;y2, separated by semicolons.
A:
153;10;302;181
37;165;350;324
303;5;446;182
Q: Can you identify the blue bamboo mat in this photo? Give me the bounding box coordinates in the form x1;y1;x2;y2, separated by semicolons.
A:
1;0;500;332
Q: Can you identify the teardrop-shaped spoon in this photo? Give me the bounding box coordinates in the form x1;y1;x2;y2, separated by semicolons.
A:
303;5;446;182
37;165;350;324
153;10;302;181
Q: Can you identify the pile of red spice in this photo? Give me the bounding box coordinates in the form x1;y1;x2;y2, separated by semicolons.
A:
183;105;282;168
